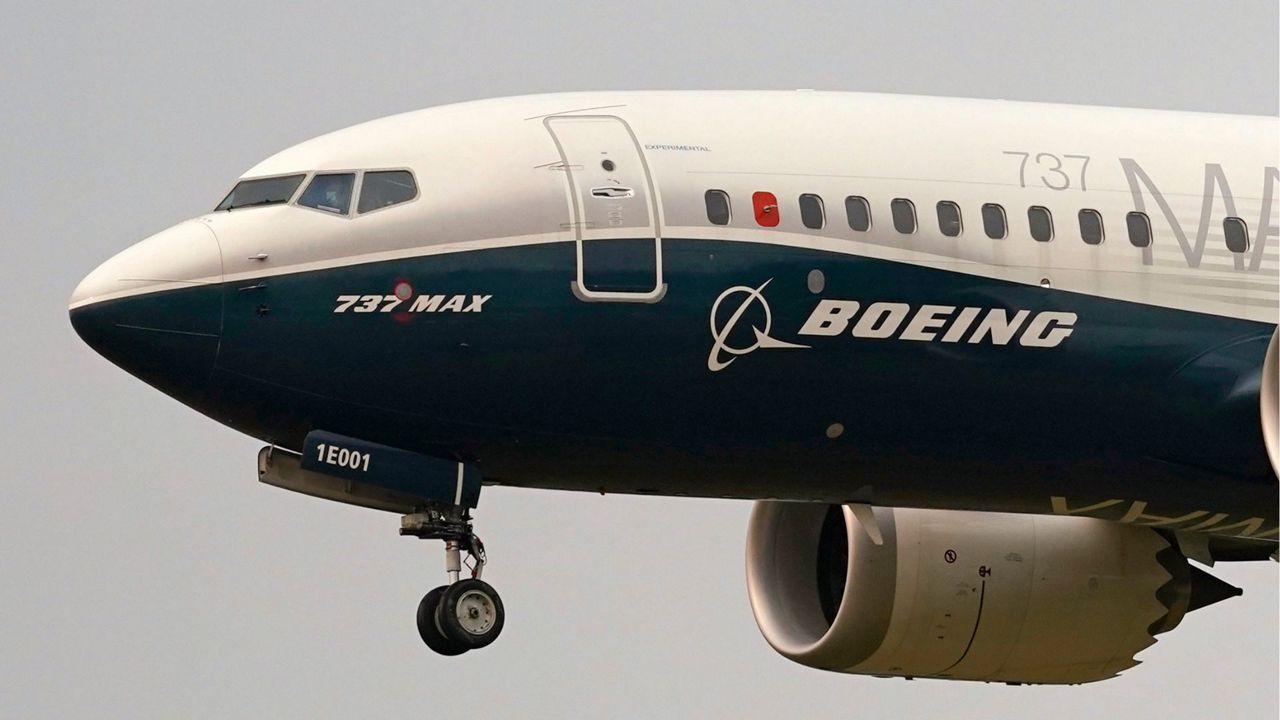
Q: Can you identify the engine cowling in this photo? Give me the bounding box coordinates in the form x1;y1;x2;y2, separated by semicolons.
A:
746;503;1213;685
1262;328;1279;476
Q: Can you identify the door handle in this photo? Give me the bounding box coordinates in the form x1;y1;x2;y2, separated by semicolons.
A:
591;187;634;199
247;253;269;261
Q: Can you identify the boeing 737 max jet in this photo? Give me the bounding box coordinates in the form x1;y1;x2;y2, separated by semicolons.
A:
69;91;1279;683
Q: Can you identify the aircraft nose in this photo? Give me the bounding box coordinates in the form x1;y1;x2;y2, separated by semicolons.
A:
69;220;223;402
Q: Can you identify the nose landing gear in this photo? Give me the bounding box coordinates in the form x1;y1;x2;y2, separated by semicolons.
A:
402;505;505;655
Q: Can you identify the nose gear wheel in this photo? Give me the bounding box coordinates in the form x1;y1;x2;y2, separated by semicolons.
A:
437;579;505;649
417;586;468;656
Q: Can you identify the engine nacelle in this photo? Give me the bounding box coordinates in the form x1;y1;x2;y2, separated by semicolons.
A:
746;503;1202;684
1262;328;1279;476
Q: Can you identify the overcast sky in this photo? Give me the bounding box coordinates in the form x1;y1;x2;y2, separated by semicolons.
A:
2;2;1276;718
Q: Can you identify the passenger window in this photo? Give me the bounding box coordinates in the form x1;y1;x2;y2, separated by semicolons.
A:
1224;217;1249;253
799;194;825;229
298;173;355;214
1078;209;1104;245
891;198;916;234
1028;206;1053;242
981;203;1007;239
1126;211;1152;247
936;201;962;237
845;196;871;231
358;171;417;214
753;191;780;227
705;190;731;225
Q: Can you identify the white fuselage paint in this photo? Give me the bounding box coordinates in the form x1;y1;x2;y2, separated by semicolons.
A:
69;92;1279;328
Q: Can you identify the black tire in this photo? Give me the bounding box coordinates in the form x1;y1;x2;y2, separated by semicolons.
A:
436;578;505;650
417;586;468;656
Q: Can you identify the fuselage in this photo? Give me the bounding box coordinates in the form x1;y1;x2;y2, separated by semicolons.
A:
68;91;1280;541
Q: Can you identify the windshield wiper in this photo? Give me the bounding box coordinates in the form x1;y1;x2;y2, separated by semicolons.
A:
226;198;288;211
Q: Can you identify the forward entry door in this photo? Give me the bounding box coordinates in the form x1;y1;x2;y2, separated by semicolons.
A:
544;115;666;302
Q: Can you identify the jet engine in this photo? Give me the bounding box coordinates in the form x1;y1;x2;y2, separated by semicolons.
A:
1263;329;1279;476
745;503;1241;684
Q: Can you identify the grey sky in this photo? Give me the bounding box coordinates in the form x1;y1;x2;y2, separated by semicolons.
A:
2;2;1276;718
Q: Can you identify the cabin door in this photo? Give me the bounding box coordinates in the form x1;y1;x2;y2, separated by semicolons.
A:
544;115;665;302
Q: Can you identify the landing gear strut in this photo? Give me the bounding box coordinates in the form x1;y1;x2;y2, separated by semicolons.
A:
402;504;505;655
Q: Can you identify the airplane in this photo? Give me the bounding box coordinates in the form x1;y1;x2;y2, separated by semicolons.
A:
69;91;1278;684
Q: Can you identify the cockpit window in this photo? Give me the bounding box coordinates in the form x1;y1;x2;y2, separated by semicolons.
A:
215;174;305;211
298;173;356;215
358;171;418;214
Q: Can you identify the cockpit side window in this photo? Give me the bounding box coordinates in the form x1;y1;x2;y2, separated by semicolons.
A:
216;174;305;211
298;173;356;214
358;170;418;214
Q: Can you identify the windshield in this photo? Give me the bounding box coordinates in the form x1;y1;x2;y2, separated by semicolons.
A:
358;171;417;213
298;173;355;215
216;174;305;211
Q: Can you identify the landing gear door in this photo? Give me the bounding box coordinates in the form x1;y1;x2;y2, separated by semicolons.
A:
544;115;666;302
